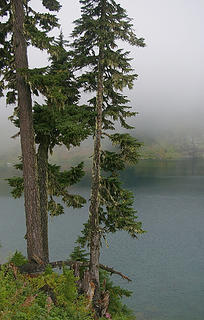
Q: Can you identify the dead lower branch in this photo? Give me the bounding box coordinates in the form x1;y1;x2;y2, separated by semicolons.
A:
0;260;132;282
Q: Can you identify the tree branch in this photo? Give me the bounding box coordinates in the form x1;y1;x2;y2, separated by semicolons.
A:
99;263;132;282
50;261;132;281
0;260;132;282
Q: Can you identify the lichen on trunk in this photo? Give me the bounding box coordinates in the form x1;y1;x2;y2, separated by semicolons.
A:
37;136;49;263
89;44;104;314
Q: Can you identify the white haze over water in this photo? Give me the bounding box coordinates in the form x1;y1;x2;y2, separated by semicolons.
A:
0;0;204;154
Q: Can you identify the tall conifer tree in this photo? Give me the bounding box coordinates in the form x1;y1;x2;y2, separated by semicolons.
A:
72;0;145;315
0;0;61;263
8;34;93;262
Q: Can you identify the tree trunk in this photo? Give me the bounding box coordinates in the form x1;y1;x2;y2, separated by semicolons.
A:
89;45;104;315
37;137;49;263
11;0;44;262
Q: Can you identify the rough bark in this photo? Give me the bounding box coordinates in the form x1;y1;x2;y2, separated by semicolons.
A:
89;43;104;315
11;0;43;262
37;137;49;263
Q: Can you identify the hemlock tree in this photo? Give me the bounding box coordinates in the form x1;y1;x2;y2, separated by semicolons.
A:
26;34;93;262
72;0;145;315
0;0;61;263
8;34;94;262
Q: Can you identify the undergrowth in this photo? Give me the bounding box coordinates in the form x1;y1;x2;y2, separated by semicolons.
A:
0;251;135;320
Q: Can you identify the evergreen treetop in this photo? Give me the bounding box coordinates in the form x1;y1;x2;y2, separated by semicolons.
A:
71;0;145;132
0;0;61;103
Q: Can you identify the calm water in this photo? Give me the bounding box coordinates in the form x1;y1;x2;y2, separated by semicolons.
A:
0;159;204;320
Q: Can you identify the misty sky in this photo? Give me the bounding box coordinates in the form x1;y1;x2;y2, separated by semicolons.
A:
1;0;204;153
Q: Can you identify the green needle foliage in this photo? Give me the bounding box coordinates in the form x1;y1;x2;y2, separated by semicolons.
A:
99;134;144;238
8;162;86;215
7;32;94;263
8;33;94;217
0;0;61;101
72;0;145;253
0;0;61;262
71;0;145;314
2;1;93;262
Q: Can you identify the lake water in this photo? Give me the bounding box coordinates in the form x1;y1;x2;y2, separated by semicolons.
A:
0;159;204;320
